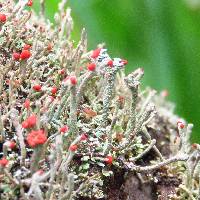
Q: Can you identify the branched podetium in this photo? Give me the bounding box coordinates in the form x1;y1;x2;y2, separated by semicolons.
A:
0;0;199;200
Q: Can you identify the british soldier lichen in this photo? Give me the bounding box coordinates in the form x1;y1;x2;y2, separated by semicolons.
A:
0;1;199;200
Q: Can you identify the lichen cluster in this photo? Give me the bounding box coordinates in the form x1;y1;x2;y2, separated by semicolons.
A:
0;1;199;200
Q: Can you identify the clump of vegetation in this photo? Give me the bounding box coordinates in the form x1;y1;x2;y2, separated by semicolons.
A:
0;1;199;200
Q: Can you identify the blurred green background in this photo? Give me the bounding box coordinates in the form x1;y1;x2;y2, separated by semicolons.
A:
34;0;200;142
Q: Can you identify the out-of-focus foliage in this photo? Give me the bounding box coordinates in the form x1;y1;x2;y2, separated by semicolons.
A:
34;0;200;142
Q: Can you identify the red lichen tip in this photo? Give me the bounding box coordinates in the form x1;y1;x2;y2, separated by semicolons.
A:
0;157;9;167
27;0;33;6
23;44;31;50
24;99;31;109
22;114;37;129
20;50;31;60
69;144;78;152
49;96;55;102
177;121;185;129
5;141;16;149
51;87;57;95
27;114;37;127
33;84;42;92
13;52;20;61
192;143;198;149
8;141;16;149
121;59;128;65
0;14;7;23
105;155;113;165
87;63;96;71
80;133;88;141
37;169;44;175
47;43;52;51
58;69;65;75
91;48;101;59
59;125;69;133
5;79;10;85
9;141;16;149
107;60;113;67
69;76;77;85
26;130;47;148
22;121;29;129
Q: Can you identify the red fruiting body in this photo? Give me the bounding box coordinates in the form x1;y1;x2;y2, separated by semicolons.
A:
177;121;185;129
23;44;31;50
22;121;29;129
87;63;96;71
179;123;185;129
13;52;20;61
24;99;30;109
37;169;44;175
121;59;128;65
69;76;77;85
20;50;31;60
26;130;47;148
27;114;37;127
192;143;198;149
7;141;16;149
107;60;113;67
5;79;10;85
22;114;37;129
80;133;88;141
0;14;6;23
49;96;54;102
177;120;182;125
105;155;113;165
91;48;101;59
0;158;8;167
58;69;65;75
27;0;33;6
69;144;78;152
33;84;42;92
51;87;57;95
47;43;52;51
60;125;69;133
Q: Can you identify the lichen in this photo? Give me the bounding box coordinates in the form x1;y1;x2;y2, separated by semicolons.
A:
0;1;199;200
